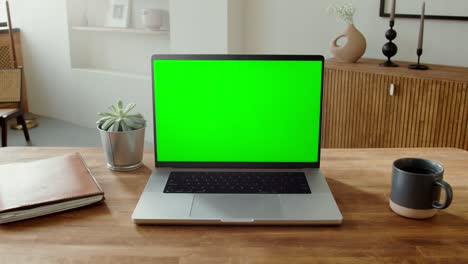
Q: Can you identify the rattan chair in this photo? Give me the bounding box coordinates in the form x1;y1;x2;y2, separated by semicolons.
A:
0;67;30;147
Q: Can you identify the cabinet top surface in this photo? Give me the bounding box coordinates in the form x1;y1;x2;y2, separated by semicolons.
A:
1;147;468;263
326;58;468;83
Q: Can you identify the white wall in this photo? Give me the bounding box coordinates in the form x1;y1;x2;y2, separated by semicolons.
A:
0;3;4;22
4;0;468;146
7;0;237;143
170;0;245;54
8;0;155;141
228;0;245;53
243;0;468;67
170;0;229;53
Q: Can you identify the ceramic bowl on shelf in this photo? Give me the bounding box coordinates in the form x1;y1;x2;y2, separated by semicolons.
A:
141;9;163;30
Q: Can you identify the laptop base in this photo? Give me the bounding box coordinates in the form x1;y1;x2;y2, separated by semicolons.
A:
132;168;343;225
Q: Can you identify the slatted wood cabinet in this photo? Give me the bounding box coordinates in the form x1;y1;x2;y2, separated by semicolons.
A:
322;58;468;150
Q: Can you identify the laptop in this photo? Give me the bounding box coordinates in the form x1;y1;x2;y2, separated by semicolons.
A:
132;54;343;225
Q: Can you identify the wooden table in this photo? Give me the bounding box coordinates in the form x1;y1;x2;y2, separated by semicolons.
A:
1;147;467;263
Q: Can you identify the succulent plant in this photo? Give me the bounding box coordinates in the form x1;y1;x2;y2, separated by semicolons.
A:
97;100;146;132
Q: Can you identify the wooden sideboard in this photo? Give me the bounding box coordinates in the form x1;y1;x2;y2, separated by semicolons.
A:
0;28;28;113
322;58;468;150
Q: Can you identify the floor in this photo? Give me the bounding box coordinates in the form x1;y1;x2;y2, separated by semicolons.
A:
5;115;102;147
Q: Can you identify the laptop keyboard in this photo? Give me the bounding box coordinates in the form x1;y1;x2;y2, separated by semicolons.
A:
163;171;311;194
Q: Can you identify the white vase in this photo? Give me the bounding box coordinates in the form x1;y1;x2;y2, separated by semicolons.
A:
142;9;163;30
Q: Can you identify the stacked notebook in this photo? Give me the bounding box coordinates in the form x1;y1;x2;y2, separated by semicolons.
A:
0;153;105;224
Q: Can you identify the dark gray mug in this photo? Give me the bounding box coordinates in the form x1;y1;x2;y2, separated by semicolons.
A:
390;158;453;219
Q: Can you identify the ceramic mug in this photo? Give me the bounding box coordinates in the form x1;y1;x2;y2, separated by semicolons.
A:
390;158;453;219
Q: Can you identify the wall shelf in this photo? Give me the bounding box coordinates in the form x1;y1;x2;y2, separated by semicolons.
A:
66;0;170;77
72;67;151;80
72;26;169;35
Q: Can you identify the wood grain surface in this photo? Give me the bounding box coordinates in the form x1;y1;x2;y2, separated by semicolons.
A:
323;59;468;150
0;147;467;263
326;58;468;83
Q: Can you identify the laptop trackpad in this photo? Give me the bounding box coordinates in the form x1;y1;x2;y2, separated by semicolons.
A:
190;194;283;220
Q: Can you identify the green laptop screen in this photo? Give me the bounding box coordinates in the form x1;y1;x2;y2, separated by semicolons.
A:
153;59;323;163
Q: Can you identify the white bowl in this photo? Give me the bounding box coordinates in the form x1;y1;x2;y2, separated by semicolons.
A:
142;9;163;30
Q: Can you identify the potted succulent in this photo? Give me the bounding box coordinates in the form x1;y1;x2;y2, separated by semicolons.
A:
97;100;146;171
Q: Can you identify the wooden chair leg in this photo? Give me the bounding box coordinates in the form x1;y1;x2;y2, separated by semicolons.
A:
17;115;31;142
1;119;7;147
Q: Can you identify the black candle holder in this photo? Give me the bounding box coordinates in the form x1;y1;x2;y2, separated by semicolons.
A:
409;48;429;70
381;20;398;67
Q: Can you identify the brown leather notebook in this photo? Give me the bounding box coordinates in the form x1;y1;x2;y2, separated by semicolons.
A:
0;153;104;224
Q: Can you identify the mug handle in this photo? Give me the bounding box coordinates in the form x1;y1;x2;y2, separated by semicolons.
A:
432;179;453;210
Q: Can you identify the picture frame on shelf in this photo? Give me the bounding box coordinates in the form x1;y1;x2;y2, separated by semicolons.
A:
106;0;131;28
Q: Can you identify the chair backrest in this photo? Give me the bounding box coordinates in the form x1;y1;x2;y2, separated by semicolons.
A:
0;27;15;69
0;45;14;69
0;68;21;103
